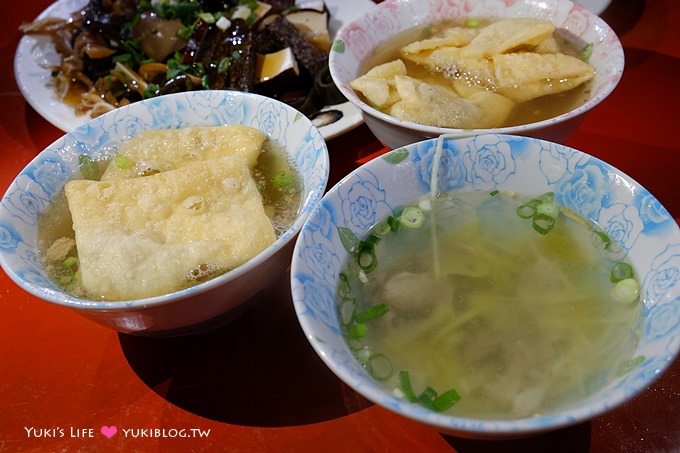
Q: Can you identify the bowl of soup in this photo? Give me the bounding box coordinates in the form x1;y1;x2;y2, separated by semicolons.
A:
0;90;329;335
290;134;680;438
328;0;624;149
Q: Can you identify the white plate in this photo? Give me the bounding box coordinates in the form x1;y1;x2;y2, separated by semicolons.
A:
574;0;612;15
14;0;374;140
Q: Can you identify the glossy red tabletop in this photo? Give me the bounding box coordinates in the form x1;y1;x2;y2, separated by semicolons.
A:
1;1;679;452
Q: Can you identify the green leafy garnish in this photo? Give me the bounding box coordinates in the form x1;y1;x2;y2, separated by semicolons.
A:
114;154;133;170
398;371;460;412
78;155;100;180
273;170;299;193
610;262;634;283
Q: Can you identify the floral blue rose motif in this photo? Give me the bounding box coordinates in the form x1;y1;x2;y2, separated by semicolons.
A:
295;275;340;335
338;170;391;232
255;101;290;146
636;191;672;231
306;202;334;239
598;203;643;252
412;140;466;193
537;141;587;184
4;175;49;226
293;130;321;175
299;228;342;285
0;222;22;252
109;111;150;141
642;243;680;308
555;161;610;220
30;158;68;198
148;98;186;128
644;297;680;344
464;134;516;189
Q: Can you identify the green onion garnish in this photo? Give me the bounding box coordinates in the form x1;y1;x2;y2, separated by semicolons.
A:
489;189;499;197
611;278;640;304
78;155;100;180
399;370;418;402
433;389;461;412
532;213;556;235
610;262;634;283
354;303;389;323
397;370;460;412
345;322;367;339
400;206;424;228
367;353;393;381
114;154;133;170
357;244;377;273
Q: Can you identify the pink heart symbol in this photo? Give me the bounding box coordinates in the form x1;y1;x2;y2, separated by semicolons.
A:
100;426;118;439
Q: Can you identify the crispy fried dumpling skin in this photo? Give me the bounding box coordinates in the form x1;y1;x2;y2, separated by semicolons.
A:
66;156;276;300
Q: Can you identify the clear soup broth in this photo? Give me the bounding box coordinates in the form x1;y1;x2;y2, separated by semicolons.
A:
338;191;641;419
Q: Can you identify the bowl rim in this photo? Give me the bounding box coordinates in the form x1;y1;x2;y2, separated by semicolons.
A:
291;133;680;436
0;90;330;311
328;0;625;137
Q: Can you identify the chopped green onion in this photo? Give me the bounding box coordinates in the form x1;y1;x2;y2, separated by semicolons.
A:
345;322;367;339
517;203;537;219
465;18;481;28
400;206;424;228
433;389;461;412
78;155;100;180
489;189;499;197
611;278;640;304
63;257;78;268
532;212;556;235
610;262;634;283
273;170;299;193
397;370;460;412
367;353;393;380
217;57;232;74
357;243;377;273
198;12;216;23
372;219;392;238
581;42;594;61
114;154;133;170
355;303;389;323
537;201;559;219
417;386;438;409
593;229;612;250
399;370;418;402
387;215;401;232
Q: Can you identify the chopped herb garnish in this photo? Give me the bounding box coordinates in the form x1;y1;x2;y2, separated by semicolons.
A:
398;370;460;412
114;154;134;170
217;57;232;74
489;189;499;196
610;262;634;283
354;303;389;323
78;155;100;180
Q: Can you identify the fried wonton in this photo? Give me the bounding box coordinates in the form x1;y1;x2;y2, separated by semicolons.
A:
388;75;514;128
100;124;266;180
349;59;407;108
493;52;596;102
65;156;276;300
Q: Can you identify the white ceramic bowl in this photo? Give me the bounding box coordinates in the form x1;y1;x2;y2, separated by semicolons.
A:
291;134;680;438
0;90;329;335
329;0;624;149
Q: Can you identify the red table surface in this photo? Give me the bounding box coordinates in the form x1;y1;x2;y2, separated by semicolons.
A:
1;1;679;452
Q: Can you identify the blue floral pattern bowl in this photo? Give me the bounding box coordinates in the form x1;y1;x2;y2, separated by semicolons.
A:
0;90;329;334
291;134;680;438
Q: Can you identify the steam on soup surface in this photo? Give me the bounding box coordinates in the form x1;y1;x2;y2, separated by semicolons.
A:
38;125;302;301
350;18;595;129
338;191;641;419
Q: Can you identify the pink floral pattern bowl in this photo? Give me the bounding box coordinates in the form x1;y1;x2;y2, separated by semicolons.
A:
328;0;624;149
